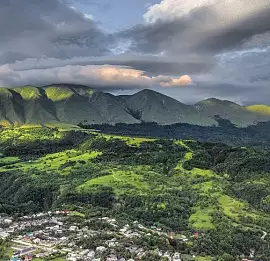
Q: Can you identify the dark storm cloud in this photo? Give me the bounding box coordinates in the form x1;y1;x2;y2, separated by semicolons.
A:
1;0;270;105
119;0;270;56
7;54;213;76
0;0;113;64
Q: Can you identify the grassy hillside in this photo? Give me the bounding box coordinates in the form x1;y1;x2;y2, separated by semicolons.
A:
0;127;269;259
195;98;269;126
125;89;217;126
246;104;270;115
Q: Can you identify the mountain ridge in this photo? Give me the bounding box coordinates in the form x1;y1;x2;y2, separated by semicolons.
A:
0;84;269;127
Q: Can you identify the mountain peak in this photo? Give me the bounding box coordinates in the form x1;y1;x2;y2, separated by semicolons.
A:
196;98;241;107
0;85;270;127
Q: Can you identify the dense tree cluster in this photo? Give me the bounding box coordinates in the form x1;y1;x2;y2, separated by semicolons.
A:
79;120;270;148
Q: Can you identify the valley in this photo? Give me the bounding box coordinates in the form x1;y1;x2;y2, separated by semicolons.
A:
0;126;269;260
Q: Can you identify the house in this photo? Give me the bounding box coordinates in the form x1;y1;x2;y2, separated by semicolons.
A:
80;249;90;256
173;252;182;261
163;252;171;259
69;225;78;231
0;231;9;239
106;255;118;261
33;238;41;244
96;246;107;252
24;254;33;261
193;232;199;239
87;250;95;259
66;253;81;261
4;218;13;225
63;209;70;215
10;257;21;261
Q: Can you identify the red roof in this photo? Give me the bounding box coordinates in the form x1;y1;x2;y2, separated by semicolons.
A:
193;232;199;238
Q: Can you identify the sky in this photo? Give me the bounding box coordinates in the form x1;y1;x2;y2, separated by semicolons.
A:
0;0;270;104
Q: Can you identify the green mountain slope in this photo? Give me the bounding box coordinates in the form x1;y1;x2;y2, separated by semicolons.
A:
246;104;270;116
43;85;106;124
14;86;57;124
0;88;24;126
0;84;270;127
124;89;216;126
43;84;139;124
195;98;270;126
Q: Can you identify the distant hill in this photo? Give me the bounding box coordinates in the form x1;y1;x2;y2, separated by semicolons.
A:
195;98;270;126
123;89;216;126
245;104;270;116
0;84;269;126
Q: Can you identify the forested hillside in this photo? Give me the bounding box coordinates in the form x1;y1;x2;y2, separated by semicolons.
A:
79;120;270;148
0;127;269;260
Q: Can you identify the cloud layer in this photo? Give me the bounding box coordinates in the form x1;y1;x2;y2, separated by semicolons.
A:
0;0;270;103
0;0;113;65
0;62;192;89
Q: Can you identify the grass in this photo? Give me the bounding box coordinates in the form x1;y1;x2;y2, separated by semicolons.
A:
0;149;101;175
69;211;85;218
246;104;270;115
0;156;20;165
192;181;219;194
217;195;246;220
15;86;41;100
174;152;192;172
195;256;214;261
190;207;216;230
174;151;216;179
190;168;216;178
0;127;66;143
103;134;156;146
78;169;150;195
33;258;66;261
44;86;74;102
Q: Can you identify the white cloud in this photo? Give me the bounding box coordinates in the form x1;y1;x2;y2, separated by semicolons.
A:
144;0;270;25
0;62;192;89
144;0;218;23
160;75;193;87
83;13;95;20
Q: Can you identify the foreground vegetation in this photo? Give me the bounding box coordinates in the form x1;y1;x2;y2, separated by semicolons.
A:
0;126;269;260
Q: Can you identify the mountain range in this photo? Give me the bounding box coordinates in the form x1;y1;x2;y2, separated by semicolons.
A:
0;84;269;127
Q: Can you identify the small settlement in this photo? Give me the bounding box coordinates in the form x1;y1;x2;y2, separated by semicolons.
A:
1;211;184;261
0;211;255;261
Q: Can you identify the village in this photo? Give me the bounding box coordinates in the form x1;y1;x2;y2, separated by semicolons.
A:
0;210;186;261
0;210;257;261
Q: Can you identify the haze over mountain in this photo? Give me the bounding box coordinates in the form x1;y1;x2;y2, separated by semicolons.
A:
0;84;270;127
